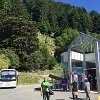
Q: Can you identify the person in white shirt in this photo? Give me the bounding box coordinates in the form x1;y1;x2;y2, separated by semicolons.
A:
74;73;78;82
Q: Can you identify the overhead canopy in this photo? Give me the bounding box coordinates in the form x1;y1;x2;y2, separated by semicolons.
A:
68;32;100;53
67;32;100;93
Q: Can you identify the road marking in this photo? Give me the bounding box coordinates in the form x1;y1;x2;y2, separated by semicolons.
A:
98;96;100;100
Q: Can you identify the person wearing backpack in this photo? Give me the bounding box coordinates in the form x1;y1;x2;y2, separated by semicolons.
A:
41;77;51;100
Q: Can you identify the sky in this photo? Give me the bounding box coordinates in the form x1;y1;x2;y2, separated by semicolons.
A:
56;0;100;13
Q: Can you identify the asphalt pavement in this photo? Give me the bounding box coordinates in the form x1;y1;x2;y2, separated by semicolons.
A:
0;84;99;100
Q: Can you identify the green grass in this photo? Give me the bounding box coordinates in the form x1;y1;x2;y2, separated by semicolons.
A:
18;72;40;85
49;68;62;77
17;64;62;85
36;66;63;79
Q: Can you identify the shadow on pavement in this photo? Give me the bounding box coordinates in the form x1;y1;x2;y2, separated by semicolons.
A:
69;97;86;100
0;87;15;89
34;87;41;91
56;99;65;100
52;89;70;92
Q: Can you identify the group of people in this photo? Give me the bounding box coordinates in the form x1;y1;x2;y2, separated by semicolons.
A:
60;71;91;100
40;71;91;100
80;73;93;91
71;71;90;100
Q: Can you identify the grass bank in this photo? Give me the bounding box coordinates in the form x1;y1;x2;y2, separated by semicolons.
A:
17;67;62;85
17;72;41;85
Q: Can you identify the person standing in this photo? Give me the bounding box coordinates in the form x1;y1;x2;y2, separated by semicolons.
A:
61;75;67;91
88;74;92;90
65;71;70;90
80;74;84;91
72;72;78;100
84;78;90;100
65;74;70;90
41;77;51;100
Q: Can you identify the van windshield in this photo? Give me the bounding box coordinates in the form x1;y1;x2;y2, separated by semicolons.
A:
1;70;16;79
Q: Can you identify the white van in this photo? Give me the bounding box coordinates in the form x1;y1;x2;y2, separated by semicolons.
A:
0;69;18;88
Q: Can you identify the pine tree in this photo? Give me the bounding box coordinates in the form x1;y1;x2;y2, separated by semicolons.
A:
10;0;31;20
0;0;6;27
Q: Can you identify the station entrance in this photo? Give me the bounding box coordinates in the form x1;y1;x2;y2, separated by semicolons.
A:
85;62;97;90
72;61;97;90
61;33;100;93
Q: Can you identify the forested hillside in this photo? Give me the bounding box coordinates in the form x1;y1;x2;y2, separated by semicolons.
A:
0;0;100;71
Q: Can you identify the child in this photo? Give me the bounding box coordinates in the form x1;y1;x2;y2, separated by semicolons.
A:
84;78;90;100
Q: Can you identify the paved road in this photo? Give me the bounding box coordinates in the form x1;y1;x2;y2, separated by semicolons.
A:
0;85;99;100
